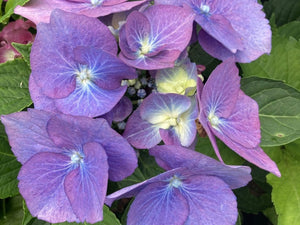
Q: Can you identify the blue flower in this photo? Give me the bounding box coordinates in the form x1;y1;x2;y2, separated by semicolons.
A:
106;145;252;225
1;109;137;223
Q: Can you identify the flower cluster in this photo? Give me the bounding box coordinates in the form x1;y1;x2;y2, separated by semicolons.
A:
1;0;281;224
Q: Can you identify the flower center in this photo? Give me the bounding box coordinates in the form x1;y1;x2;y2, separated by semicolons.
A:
208;111;220;130
139;37;152;56
90;0;104;7
70;151;84;165
75;65;94;87
169;175;183;188
199;3;210;14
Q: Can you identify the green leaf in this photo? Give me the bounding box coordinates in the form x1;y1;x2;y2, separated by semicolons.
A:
0;0;30;24
116;167;145;189
278;21;300;40
264;0;300;26
0;196;24;225
11;43;32;66
0;134;21;198
137;149;164;179
241;77;300;146
195;136;245;165
267;139;300;225
0;58;32;115
240;32;300;91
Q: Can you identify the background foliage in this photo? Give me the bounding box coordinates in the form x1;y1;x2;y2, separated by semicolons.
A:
0;0;300;224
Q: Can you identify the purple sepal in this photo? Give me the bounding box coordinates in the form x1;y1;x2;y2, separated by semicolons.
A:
119;5;194;69
201;58;240;119
127;182;189;225
106;166;244;224
195;0;271;62
18;152;78;223
1;109;59;164
183;175;237;225
54;85;127;117
14;0;146;25
195;14;244;53
64;142;108;224
149;145;252;189
123;108;161;149
197;60;281;177
110;96;133;122
46;114;137;181
105;168;187;206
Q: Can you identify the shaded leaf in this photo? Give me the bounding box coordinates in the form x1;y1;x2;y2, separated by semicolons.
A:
0;196;24;225
195;136;245;165
264;0;300;26
241;77;300;146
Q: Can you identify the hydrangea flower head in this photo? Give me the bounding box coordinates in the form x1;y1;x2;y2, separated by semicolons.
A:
29;10;137;117
1;109;137;223
119;5;195;69
14;0;146;24
106;145;252;225
197;58;281;177
123;93;198;149
155;0;271;63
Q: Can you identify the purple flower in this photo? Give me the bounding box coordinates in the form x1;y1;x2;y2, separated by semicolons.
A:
106;145;252;225
1;109;137;223
118;5;195;69
123;93;198;149
197;58;281;177
29;10;137;117
14;0;146;25
155;0;271;63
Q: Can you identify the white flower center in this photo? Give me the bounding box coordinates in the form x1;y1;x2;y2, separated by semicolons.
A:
90;0;104;7
75;65;94;87
70;151;84;165
208;111;220;130
200;4;210;14
139;37;153;57
169;175;183;188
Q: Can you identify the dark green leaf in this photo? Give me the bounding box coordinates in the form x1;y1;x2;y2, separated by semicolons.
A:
264;0;300;26
195;136;245;165
0;58;32;115
137;149;164;179
188;42;221;79
263;207;278;225
0;196;24;225
241;77;300;146
234;165;272;214
0;135;21;198
267;139;300;225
